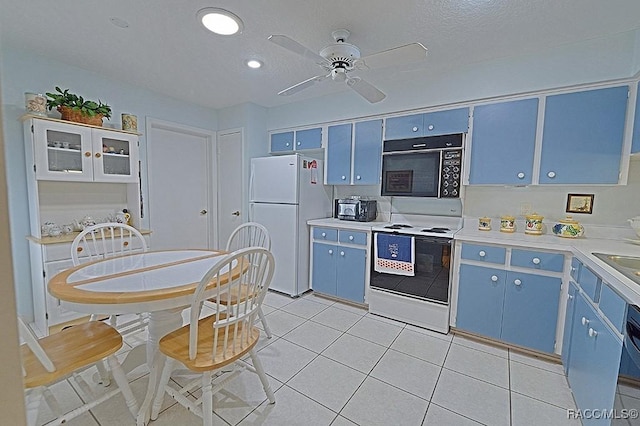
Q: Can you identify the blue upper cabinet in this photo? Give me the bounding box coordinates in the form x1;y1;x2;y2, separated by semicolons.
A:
270;131;294;152
353;119;383;185
326;123;353;184
468;98;539;185
385;108;469;140
295;127;322;150
270;127;322;153
539;86;629;184
633;83;640;154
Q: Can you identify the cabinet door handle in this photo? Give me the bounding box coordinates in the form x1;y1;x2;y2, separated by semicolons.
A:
412;126;419;132
532;257;541;265
285;142;290;147
568;294;573;300
517;172;525;179
95;152;102;158
490;275;498;282
340;251;345;256
328;249;333;255
76;247;83;253
513;279;522;286
349;235;354;240
427;124;434;130
356;175;361;180
341;175;346;180
84;151;92;157
581;317;590;326
297;141;301;146
321;232;326;237
547;171;556;178
588;328;598;338
123;241;129;247
478;250;486;257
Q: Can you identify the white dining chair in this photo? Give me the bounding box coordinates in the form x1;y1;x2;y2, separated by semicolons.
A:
71;223;149;336
220;222;274;338
148;247;276;425
19;316;139;425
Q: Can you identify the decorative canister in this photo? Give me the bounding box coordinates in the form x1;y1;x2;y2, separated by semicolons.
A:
525;213;544;235
25;92;47;116
121;113;138;132
552;216;584;238
478;216;491;231
500;215;516;233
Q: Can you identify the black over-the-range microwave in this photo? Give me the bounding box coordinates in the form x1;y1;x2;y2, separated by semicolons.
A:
381;133;464;198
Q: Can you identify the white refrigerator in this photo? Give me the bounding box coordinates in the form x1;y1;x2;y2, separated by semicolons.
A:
250;154;332;296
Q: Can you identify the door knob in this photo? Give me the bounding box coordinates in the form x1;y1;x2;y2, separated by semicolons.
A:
232;211;240;216
200;210;208;215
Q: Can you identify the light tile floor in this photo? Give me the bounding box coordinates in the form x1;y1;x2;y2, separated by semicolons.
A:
33;291;640;425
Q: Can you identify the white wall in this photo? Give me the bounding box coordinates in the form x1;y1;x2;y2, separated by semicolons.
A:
0;47;219;320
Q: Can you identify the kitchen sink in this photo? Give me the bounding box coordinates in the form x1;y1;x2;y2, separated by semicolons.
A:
593;253;640;285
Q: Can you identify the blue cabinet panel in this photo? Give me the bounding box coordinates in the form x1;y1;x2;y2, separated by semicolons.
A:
457;264;505;339
460;243;506;264
270;131;294;152
385;114;424;140
501;271;561;353
510;249;564;273
295;127;322;150
562;282;579;373
353;119;383;185
578;266;600;302
633;84;640;154
338;230;367;246
599;283;627;334
313;227;338;241
469;98;538;184
568;292;622;426
423;107;469;136
312;242;337;295
540;86;628;184
570;257;581;281
326;123;353;184
336;246;366;303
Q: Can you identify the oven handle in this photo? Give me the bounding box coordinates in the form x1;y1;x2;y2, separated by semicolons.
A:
415;237;452;245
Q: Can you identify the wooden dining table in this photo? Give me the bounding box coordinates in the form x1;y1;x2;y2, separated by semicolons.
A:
48;249;243;425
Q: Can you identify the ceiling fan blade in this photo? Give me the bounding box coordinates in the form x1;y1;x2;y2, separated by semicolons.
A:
268;35;329;66
355;43;428;70
278;74;331;96
346;77;386;103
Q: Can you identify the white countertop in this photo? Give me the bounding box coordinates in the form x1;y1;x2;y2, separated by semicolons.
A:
307;218;383;231
455;225;640;306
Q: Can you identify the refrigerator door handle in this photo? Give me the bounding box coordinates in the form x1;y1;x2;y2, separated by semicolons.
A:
249;164;255;201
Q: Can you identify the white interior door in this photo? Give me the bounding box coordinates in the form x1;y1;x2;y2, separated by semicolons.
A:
217;129;243;248
147;119;214;250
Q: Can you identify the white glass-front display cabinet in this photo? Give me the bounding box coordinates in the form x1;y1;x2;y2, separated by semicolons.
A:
30;117;139;183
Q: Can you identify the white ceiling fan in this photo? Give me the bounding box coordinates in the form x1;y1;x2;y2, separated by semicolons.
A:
268;29;428;104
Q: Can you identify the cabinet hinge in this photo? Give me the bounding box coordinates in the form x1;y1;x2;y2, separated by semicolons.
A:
33;164;37;173
45;312;48;320
31;125;34;133
42;269;46;278
554;341;557;350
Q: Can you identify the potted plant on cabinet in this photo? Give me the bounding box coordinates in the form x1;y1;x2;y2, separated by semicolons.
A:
45;87;112;126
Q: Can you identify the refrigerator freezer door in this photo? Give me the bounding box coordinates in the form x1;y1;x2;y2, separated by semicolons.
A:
250;202;299;296
250;155;299;204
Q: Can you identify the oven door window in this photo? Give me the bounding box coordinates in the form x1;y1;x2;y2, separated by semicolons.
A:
381;151;440;197
370;235;451;303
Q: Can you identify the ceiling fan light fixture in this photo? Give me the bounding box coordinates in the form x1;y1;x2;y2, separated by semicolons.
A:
246;59;263;69
197;8;243;36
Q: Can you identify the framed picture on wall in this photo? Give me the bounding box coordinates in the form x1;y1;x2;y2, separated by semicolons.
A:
566;193;594;214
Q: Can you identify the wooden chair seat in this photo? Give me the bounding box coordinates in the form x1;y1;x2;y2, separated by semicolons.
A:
159;313;259;372
21;321;123;388
218;285;258;305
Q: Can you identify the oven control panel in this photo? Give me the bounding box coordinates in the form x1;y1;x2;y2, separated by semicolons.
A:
440;150;461;198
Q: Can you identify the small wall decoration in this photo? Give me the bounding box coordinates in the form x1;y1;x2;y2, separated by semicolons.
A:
566;193;594;214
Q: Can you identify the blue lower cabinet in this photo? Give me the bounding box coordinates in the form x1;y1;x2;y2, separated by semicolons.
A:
501;272;561;353
567;292;622;425
562;282;579;373
311;234;366;304
457;263;561;353
457;264;505;339
312;242;337;295
336;246;366;303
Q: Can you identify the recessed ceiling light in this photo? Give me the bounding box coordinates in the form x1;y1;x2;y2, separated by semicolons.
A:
246;60;262;69
109;17;129;28
197;8;243;36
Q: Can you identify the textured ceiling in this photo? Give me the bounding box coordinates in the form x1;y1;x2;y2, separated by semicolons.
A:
2;0;639;110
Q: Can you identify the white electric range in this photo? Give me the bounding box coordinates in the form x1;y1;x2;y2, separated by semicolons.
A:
369;214;463;334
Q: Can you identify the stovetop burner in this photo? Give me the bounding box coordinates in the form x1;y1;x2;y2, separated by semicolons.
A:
383;224;413;230
421;227;450;233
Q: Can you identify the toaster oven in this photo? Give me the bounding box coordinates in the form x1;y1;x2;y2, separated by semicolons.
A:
334;198;377;222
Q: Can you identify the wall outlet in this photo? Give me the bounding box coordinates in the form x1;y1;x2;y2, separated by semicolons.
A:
520;202;532;216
